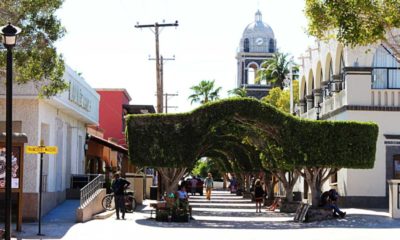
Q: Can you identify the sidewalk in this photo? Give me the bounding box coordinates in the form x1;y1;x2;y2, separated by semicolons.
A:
7;194;400;240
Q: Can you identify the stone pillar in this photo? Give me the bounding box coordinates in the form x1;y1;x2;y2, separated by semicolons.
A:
299;99;306;115
313;89;323;107
388;179;400;219
305;95;314;110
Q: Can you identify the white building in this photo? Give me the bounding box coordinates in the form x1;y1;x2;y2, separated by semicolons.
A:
298;40;400;208
0;65;99;220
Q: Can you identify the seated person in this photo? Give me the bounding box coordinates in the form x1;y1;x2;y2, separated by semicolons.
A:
266;197;281;212
319;189;346;218
177;186;188;203
176;186;193;219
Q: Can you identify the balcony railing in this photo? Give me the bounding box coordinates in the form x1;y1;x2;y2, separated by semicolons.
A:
300;91;347;119
371;89;400;107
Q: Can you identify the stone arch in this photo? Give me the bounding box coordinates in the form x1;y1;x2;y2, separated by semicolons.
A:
246;62;259;84
324;53;333;83
299;76;307;100
307;69;314;96
315;61;323;89
334;43;344;75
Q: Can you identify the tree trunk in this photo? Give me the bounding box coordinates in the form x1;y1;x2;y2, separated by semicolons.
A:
223;173;228;189
273;170;300;202
158;167;187;196
245;174;251;192
301;167;338;207
264;173;277;201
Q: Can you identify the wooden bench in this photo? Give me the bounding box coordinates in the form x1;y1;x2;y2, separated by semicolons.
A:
293;202;310;222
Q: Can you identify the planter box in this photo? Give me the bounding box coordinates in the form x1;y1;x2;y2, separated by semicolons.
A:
155;208;189;222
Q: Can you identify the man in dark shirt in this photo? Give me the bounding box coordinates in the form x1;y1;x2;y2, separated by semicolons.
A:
111;172;130;220
319;189;346;218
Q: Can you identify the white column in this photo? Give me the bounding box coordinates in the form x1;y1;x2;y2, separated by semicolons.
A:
388;179;400;219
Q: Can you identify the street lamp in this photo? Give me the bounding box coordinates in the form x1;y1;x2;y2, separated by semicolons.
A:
316;102;321;120
1;22;21;240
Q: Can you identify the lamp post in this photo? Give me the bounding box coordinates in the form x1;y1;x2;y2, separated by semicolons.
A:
1;23;21;240
316;102;321;120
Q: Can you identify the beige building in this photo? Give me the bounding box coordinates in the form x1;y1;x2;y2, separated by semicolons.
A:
0;65;99;220
298;40;400;208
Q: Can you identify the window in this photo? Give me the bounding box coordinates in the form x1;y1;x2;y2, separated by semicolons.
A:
372;45;400;89
244;38;249;52
394;155;400;179
269;39;275;53
247;66;256;84
331;172;338;184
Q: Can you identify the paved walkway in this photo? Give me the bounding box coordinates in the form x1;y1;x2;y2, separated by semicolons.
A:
8;190;400;240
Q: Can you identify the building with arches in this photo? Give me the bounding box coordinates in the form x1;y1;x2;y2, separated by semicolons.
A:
298;40;400;208
236;10;277;99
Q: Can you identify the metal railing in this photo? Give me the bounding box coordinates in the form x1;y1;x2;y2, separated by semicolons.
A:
79;174;104;207
70;174;101;189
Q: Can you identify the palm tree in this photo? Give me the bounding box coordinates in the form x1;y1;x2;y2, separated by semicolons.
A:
257;52;293;89
188;80;222;104
228;87;247;97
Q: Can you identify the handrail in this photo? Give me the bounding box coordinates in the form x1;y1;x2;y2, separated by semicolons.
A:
79;174;104;208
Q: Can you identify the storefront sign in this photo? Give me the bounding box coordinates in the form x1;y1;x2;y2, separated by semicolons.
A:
26;146;58;154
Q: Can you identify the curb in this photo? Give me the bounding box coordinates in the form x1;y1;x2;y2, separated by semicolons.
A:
93;210;115;219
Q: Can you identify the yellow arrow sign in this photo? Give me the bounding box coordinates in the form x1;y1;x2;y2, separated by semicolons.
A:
26;146;58;154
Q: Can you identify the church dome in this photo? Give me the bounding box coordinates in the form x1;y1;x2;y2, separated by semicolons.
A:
239;10;276;53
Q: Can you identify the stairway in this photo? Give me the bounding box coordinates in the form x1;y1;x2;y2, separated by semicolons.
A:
189;190;293;222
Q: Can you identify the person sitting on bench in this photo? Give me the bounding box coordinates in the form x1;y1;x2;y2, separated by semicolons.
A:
266;198;281;212
177;185;193;219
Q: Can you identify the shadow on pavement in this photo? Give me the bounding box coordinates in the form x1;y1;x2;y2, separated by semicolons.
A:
12;200;80;239
135;210;400;230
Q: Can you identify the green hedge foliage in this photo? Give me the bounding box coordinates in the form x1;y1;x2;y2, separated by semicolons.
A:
126;98;378;170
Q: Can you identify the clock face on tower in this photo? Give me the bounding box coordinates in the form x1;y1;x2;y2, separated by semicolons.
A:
255;37;263;45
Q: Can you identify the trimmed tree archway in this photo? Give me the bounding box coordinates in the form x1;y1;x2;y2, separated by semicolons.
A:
126;98;378;205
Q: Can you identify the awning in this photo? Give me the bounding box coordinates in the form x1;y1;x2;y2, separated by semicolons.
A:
87;134;128;154
0;133;28;143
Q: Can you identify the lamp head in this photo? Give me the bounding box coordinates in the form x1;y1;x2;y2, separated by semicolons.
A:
0;23;21;48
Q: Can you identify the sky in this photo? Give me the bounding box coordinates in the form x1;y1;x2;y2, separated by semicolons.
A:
56;0;315;113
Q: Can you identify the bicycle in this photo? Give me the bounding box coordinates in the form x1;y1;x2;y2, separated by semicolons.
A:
102;189;137;213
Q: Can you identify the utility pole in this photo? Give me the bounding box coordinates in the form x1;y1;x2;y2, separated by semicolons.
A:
149;55;175;112
163;93;178;113
135;21;178;113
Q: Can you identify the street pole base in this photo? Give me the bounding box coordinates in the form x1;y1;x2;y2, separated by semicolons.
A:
37;233;45;236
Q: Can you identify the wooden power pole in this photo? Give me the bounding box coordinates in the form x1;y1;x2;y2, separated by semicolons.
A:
149;55;175;113
135;21;178;113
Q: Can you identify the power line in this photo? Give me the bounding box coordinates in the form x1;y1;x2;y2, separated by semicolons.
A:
135;21;178;113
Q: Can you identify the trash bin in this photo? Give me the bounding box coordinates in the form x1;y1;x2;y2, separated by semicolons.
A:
293;191;302;201
150;186;158;200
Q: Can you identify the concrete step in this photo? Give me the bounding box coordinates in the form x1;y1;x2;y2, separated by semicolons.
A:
189;202;255;209
93;210;115;220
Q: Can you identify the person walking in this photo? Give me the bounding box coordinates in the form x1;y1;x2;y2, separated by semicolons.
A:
111;172;130;220
190;177;198;196
254;179;264;213
204;173;214;200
